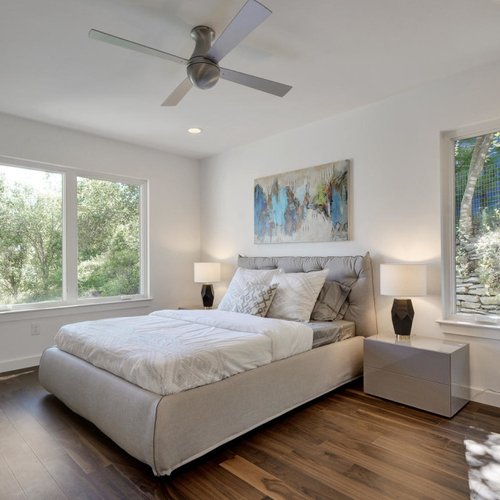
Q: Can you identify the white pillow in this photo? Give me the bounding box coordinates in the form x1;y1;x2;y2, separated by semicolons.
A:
230;283;278;317
267;269;329;322
218;267;280;312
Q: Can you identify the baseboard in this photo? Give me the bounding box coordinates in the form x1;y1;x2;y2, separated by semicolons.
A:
0;355;41;374
470;386;500;408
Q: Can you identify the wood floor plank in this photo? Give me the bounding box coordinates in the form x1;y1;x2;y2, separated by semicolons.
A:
166;461;264;500
42;453;104;500
247;433;396;500
304;404;469;480
326;425;470;495
0;434;67;500
234;442;353;500
1;396;66;462
320;438;467;500
0;454;27;499
220;454;307;499
86;463;150;500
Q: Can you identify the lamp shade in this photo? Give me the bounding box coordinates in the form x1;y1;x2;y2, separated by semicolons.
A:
194;262;221;284
380;264;427;297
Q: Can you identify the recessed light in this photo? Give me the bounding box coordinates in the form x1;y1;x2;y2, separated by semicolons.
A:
188;127;202;134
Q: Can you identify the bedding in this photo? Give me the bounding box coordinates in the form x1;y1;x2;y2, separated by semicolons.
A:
218;267;279;312
267;268;329;321
222;283;278;316
54;309;313;395
311;280;352;321
308;320;355;348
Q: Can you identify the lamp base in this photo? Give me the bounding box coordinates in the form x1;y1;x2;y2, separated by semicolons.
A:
201;284;214;308
391;298;414;335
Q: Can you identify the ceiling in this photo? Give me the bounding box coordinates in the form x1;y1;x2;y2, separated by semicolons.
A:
2;0;500;159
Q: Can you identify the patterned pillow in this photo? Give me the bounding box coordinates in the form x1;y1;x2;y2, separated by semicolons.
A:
218;267;280;312
231;284;278;317
311;281;351;321
267;269;329;322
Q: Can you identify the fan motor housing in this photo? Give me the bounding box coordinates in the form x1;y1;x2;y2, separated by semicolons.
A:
187;58;220;90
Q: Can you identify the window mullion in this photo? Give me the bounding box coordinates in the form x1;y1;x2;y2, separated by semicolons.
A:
64;172;78;303
140;183;149;297
440;137;456;318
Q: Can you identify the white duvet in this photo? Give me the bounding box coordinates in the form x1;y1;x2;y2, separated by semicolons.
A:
54;309;313;395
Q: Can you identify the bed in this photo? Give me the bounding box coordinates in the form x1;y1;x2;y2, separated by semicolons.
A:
39;253;377;476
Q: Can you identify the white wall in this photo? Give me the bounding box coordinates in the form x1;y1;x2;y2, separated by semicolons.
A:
201;60;500;407
0;113;201;372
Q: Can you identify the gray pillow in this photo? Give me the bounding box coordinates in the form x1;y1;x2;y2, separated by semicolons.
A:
311;281;351;321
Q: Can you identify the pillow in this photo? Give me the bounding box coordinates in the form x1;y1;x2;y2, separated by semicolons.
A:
267;269;329;322
311;280;351;321
230;283;278;317
218;267;280;312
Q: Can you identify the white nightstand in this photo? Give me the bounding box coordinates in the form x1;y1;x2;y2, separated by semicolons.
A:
364;335;469;417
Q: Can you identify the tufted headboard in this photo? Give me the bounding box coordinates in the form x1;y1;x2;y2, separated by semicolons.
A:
237;253;378;337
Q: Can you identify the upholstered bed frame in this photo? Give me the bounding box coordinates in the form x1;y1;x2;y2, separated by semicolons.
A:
39;253;377;476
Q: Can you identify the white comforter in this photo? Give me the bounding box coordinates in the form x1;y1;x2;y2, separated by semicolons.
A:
54;309;313;395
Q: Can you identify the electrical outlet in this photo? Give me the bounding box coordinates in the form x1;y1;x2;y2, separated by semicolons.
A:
30;323;40;336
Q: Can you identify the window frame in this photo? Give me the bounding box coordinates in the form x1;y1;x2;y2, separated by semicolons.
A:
0;155;150;314
439;120;500;338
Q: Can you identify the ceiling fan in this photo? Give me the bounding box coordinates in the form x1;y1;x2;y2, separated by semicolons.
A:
89;0;292;106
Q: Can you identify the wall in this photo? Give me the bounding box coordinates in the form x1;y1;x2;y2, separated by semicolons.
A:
200;60;500;407
0;113;201;372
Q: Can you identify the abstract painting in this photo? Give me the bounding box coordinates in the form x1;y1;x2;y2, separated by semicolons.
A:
254;160;350;244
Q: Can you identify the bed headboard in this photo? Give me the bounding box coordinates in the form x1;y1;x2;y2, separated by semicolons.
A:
237;253;378;337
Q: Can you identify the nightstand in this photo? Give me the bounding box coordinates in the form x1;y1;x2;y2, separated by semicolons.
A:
364;335;469;417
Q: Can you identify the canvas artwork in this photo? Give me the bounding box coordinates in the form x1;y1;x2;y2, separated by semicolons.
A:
254;160;350;244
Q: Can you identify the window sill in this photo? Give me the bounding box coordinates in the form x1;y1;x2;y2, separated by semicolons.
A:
437;319;500;340
0;297;153;323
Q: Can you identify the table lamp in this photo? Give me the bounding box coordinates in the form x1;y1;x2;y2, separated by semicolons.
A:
380;264;427;336
194;262;221;308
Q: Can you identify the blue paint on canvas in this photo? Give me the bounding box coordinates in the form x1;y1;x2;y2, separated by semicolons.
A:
254;160;349;244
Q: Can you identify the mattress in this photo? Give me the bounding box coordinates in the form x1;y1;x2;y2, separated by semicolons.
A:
308;320;355;348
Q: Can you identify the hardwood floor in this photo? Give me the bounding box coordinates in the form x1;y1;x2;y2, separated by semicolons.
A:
1;368;499;499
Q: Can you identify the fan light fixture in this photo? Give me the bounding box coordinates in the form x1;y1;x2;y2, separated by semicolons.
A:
188;127;203;134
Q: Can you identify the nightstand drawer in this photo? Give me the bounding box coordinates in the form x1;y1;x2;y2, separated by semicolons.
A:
364;339;450;384
364;366;452;416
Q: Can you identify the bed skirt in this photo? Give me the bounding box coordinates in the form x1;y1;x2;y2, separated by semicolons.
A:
39;335;364;476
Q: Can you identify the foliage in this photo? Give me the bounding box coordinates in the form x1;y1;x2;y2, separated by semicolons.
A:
455;133;500;301
0;168;141;305
455;132;500;235
0;174;62;303
455;227;475;279
77;178;140;298
475;225;500;294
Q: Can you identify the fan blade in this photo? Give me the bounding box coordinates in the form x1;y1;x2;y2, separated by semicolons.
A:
89;29;188;66
207;0;271;63
220;67;291;97
161;78;192;106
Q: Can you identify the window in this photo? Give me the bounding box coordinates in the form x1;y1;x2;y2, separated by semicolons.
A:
0;165;63;305
77;177;141;299
0;160;148;312
441;126;500;331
